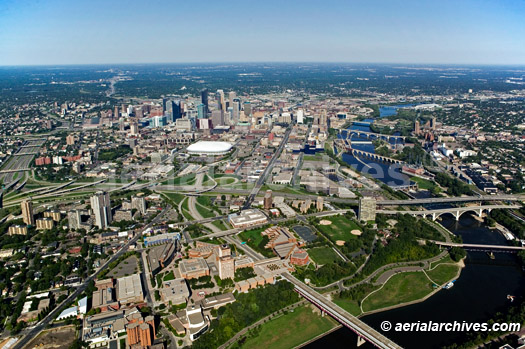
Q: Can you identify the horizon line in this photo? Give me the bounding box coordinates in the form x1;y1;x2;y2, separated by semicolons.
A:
1;61;525;68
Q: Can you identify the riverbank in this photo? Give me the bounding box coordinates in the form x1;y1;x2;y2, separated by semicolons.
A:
332;254;463;317
227;304;338;349
358;258;464;317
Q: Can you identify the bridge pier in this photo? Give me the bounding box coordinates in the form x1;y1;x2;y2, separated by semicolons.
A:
357;336;366;347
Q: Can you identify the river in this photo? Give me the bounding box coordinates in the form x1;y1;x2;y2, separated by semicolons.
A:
305;214;525;348
379;104;417;118
339;119;411;187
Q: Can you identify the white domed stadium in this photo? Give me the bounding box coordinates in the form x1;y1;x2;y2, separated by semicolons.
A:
186;141;233;155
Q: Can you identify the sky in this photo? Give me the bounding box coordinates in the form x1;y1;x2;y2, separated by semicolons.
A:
0;0;524;66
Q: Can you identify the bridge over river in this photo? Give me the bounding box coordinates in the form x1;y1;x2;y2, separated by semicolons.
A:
378;205;522;221
282;273;402;349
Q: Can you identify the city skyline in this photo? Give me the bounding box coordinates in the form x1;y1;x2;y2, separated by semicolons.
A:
1;0;524;66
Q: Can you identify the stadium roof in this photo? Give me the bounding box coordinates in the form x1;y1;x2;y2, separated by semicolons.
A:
187;141;232;154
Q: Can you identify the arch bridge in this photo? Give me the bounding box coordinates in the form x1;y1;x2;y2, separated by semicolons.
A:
333;139;405;164
340;129;406;142
378;205;522;221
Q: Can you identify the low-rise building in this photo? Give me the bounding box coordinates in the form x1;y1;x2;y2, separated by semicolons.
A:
228;209;268;229
116;274;144;305
290;249;309;266
144;232;179;247
179;258;210;280
8;225;28;235
197;293;235;310
44;210;61;222
36;218;54;230
160;278;190;305
147;242;176;275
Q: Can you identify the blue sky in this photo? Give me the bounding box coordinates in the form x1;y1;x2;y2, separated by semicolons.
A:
0;0;524;65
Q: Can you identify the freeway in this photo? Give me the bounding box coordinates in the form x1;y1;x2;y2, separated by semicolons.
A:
0;140;43;184
12;206;172;349
243;125;292;209
156;188;523;207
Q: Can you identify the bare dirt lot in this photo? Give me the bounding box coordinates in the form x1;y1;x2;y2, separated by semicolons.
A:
25;325;76;349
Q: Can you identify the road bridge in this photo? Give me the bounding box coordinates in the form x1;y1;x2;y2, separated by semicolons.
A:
0;168;31;174
430;240;525;252
333;139;405;164
377;195;523;205
378;205;521;221
13;152;39;156
341;129;406;142
282;273;402;349
351;148;405;164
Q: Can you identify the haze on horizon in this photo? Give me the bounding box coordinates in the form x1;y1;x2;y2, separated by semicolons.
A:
0;0;524;66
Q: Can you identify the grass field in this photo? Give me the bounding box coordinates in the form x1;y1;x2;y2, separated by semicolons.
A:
362;272;433;312
230;183;255;190
260;184;311;195
161;192;186;205
172;174;196;185
195;202;215;219
333;298;362;316
215;177;236;185
238;227;274;257
410;176;436;190
308;247;341;265
426;263;459;286
211;220;229;231
180;197;194;221
163;271;175;281
315;215;361;242
238;227;266;246
238;305;337;349
303;154;327;162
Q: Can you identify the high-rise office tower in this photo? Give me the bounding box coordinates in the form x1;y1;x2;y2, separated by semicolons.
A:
114;106;119;119
296;109;304;124
201;89;209;112
243;101;252;117
211;110;224;127
90;191;112;229
216;89;225;112
430;117;436;130
21;200;35;225
170;100;181;123
232;99;240;124
162;98;167;113
228;91;236;109
197;103;207;119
